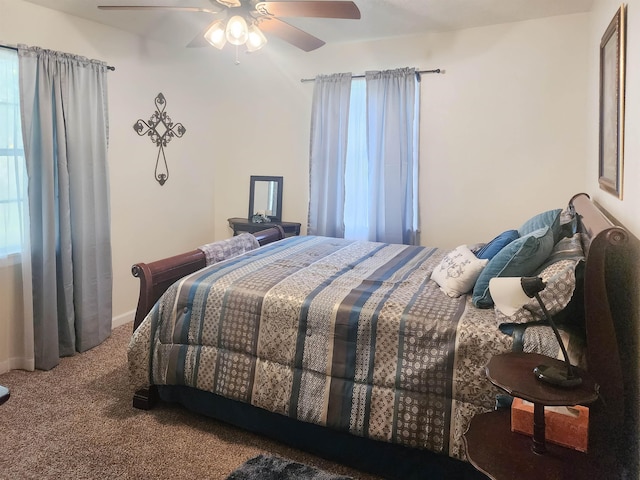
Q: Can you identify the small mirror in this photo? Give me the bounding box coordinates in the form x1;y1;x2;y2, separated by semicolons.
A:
248;175;283;222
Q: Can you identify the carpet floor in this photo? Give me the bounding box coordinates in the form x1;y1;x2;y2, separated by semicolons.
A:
0;322;381;480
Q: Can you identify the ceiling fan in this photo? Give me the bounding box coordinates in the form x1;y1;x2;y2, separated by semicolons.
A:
98;1;361;53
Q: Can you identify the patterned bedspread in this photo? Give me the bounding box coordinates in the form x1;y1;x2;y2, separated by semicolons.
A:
129;236;519;459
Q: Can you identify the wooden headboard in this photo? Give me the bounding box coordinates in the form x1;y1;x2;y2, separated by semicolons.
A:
569;193;629;462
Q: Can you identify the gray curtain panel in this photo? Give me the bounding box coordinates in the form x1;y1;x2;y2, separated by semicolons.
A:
307;73;352;238
18;45;112;370
365;68;419;245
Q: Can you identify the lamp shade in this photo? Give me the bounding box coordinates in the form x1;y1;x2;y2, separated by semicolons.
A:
226;15;249;45
489;277;532;316
204;20;227;49
490;276;582;387
246;24;268;52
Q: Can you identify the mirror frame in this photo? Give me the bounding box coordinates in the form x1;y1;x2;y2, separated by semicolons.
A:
248;175;283;222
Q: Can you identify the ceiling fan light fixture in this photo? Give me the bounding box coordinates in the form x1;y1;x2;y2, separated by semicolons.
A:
99;1;363;55
246;24;268;52
226;15;249;45
204;20;227;49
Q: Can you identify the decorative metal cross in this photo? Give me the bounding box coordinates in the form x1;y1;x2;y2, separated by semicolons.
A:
133;93;186;186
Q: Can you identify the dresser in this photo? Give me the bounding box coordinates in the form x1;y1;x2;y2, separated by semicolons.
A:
227;217;301;237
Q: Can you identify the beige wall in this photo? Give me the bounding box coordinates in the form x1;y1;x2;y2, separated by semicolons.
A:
0;258;28;372
2;0;637;370
588;1;640;235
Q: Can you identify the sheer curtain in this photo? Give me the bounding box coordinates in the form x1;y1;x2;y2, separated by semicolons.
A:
0;47;34;372
343;79;368;240
18;45;112;370
0;50;26;257
307;73;352;238
365;68;419;245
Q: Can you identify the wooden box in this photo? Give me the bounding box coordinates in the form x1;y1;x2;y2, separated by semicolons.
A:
511;398;589;452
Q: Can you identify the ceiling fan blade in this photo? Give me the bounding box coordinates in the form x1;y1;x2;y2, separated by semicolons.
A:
258;18;325;52
98;6;223;14
255;1;360;19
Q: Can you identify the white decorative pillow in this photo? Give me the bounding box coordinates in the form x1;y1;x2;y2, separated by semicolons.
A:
431;245;489;297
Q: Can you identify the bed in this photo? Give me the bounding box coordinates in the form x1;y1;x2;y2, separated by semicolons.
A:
128;193;630;479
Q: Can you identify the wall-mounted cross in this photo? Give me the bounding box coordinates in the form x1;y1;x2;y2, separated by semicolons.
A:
133;93;186;186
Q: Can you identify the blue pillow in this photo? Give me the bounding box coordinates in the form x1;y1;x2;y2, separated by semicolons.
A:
518;209;562;243
476;229;520;260
472;226;555;308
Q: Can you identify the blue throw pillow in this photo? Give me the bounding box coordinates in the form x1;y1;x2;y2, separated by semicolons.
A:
472;226;555;308
518;209;562;243
476;229;520;260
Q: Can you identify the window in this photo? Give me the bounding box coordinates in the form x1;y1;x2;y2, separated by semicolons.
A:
344;78;368;240
308;68;419;244
0;47;27;258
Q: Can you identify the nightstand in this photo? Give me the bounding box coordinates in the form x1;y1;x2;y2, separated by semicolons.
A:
228;217;301;237
464;352;601;480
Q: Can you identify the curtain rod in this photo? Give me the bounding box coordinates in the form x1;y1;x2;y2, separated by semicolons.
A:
0;43;115;71
300;68;442;83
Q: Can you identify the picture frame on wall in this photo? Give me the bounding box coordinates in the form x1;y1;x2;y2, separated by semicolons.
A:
598;4;626;199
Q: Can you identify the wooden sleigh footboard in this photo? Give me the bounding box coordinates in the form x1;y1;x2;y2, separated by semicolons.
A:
130;225;285;409
131;225;285;331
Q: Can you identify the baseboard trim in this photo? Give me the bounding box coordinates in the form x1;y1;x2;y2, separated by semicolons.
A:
0;356;35;375
112;309;135;329
0;311;134;375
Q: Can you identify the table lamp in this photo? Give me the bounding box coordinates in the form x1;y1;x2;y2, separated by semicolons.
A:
489;276;582;388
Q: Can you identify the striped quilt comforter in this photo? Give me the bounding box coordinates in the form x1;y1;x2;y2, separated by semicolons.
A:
128;235;516;459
